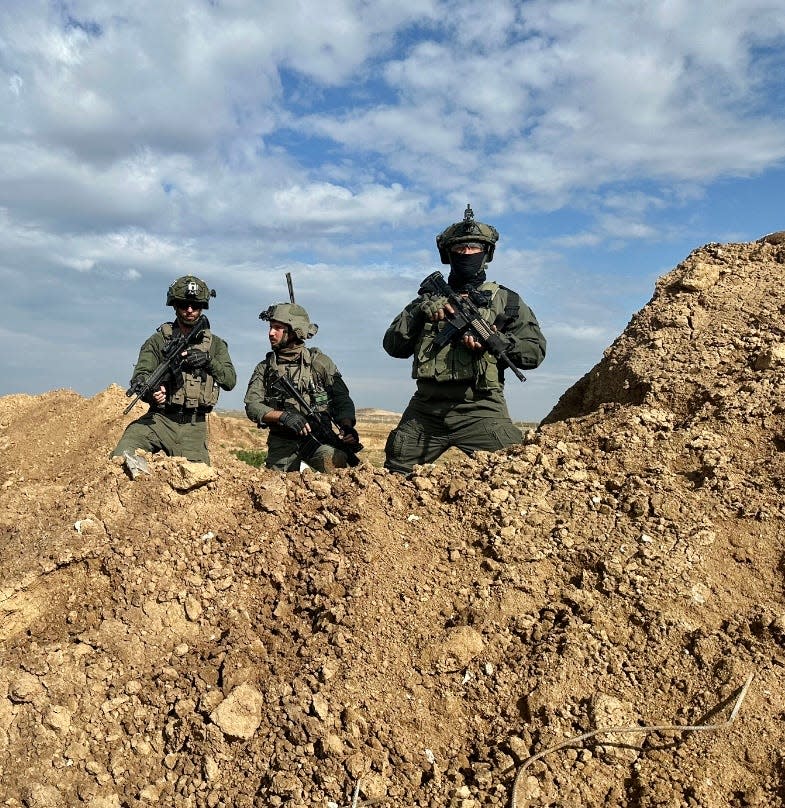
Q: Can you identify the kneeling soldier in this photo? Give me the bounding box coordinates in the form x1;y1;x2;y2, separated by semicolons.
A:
244;303;359;472
113;275;236;466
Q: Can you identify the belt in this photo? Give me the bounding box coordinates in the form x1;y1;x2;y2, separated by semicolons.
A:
159;408;208;424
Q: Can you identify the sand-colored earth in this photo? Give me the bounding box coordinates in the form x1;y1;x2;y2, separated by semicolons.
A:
2;232;785;807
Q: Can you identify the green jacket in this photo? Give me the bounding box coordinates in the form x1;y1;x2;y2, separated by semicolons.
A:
130;321;236;410
244;346;356;429
383;281;546;395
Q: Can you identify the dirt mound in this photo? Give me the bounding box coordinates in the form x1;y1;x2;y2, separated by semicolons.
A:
2;234;785;807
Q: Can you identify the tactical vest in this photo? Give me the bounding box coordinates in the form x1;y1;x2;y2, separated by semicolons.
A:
159;322;220;409
263;348;331;414
413;282;517;390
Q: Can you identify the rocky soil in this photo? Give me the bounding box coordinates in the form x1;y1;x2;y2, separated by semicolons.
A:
2;233;785;808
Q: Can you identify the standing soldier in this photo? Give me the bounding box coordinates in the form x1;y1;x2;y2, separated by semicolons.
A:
244;303;360;472
113;275;237;466
383;205;546;475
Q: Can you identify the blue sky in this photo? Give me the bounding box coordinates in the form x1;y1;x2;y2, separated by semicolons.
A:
2;0;785;421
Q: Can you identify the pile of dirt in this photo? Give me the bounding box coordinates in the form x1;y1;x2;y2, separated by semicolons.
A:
2;233;785;808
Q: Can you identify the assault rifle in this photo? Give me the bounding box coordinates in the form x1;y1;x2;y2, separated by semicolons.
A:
123;315;210;414
417;271;526;382
274;375;362;467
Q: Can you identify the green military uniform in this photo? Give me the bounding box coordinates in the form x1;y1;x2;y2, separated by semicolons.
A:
383;205;546;475
383;281;545;474
114;321;236;464
244;345;356;472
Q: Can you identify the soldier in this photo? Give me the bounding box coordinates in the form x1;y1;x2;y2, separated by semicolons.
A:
383;205;546;475
113;275;237;465
244;303;360;472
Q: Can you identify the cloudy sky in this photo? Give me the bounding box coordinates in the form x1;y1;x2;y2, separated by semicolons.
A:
3;0;785;422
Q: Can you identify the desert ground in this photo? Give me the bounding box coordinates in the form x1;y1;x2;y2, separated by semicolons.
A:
213;407;405;470
2;232;785;808
213;408;538;471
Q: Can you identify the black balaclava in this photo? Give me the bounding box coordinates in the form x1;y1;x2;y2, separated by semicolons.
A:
448;248;487;290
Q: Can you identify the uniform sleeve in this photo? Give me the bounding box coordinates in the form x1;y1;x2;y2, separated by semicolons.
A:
327;373;356;424
382;298;425;359
129;332;165;385
244;361;273;424
315;354;356;424
209;336;237;391
499;292;547;371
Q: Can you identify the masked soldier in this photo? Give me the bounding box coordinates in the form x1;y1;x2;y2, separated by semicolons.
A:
383;205;546;475
113;275;237;465
244;303;360;472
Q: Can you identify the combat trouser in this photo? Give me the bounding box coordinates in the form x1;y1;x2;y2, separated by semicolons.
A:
265;432;349;473
384;389;522;475
112;409;211;465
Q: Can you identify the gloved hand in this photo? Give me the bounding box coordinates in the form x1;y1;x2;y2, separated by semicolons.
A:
419;295;449;321
339;423;360;444
485;330;517;355
182;348;211;371
279;409;309;434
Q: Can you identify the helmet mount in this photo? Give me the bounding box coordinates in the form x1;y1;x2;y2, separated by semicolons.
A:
166;276;216;308
259;302;318;341
435;203;499;265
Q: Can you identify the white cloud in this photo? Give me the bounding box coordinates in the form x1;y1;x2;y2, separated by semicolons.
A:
293;0;785;206
0;0;784;419
270;183;423;228
548;322;608;341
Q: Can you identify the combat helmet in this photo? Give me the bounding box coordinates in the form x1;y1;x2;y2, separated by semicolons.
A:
259;303;318;341
436;204;499;264
166;275;216;308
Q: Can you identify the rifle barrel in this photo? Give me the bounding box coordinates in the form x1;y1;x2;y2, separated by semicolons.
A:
286;272;295;304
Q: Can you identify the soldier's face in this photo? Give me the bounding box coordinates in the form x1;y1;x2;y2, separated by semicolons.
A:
174;301;203;326
451;243;484;255
268;320;291;348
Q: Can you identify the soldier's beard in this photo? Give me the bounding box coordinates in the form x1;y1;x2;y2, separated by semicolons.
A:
448;252;487;290
275;340;304;361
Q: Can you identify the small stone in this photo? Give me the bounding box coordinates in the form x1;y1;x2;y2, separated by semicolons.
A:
43;705;72;734
311;693;330;721
210;683;263;740
318;734;346;757
9;672;43;704
489;488;509;504
168;460;218;491
204;756;220;781
185;596;203;621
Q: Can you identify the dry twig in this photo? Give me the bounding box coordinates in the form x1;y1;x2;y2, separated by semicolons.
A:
511;673;754;808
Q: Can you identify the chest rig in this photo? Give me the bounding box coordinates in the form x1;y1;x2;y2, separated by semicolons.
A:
159;322;219;409
263;348;330;414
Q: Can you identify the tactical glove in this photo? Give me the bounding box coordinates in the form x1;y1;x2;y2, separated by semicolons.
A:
339;423;360;443
419;295;449;321
279;409;309;434
182;348;211;371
